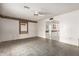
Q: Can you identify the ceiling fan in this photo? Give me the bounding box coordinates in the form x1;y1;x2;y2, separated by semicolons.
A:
24;6;51;16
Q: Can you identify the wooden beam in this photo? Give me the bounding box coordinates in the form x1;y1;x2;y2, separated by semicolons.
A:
0;14;37;23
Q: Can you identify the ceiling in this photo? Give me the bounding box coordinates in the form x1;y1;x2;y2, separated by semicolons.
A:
0;3;79;21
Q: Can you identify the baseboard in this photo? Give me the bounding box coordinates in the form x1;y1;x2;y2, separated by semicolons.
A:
59;41;78;47
0;36;38;43
18;36;39;39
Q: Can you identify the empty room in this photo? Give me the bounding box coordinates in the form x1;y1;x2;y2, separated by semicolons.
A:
0;3;79;56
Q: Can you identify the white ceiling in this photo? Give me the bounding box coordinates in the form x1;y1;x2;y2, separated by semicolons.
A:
1;3;79;21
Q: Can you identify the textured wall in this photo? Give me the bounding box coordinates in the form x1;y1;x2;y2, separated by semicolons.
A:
54;10;79;46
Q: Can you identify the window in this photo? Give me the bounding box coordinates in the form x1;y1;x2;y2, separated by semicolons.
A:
19;20;28;34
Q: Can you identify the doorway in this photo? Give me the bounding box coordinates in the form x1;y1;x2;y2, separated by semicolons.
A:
46;19;59;41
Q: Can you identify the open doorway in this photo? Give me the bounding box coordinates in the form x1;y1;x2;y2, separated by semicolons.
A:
46;18;59;41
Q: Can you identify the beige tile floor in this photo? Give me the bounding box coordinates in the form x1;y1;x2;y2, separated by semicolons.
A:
0;37;79;56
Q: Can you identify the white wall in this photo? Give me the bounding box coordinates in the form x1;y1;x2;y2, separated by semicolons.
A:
37;18;49;38
0;18;37;42
0;18;19;42
54;10;79;46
